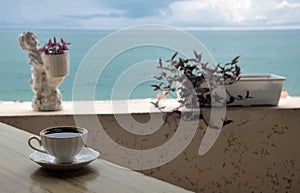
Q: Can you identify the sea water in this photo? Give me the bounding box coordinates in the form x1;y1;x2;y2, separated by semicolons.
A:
0;29;299;101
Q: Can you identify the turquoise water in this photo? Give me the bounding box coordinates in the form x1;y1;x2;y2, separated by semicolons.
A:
0;29;299;101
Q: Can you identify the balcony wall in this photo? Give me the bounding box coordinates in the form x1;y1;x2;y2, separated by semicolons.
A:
0;98;299;193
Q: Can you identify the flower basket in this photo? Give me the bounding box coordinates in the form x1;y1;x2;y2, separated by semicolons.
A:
41;52;69;78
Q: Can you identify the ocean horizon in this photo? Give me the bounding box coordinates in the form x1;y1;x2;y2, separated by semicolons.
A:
0;28;299;101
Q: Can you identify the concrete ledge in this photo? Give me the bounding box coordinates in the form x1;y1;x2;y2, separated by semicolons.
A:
0;98;300;192
0;97;299;116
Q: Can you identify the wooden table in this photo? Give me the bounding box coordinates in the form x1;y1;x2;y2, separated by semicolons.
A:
0;122;192;193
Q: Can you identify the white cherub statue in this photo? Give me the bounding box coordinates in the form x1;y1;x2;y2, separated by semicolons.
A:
18;31;65;111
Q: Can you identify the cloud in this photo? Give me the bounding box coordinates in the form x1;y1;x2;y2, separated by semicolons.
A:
163;0;300;28
0;0;120;28
62;12;125;20
100;0;174;18
162;0;230;26
0;0;299;29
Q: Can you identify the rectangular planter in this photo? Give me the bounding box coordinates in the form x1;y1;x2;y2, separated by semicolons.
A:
226;74;286;106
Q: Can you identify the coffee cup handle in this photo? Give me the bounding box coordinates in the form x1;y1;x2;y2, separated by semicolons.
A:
28;136;47;154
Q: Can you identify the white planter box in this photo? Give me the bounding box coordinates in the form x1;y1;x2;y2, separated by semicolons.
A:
226;74;286;106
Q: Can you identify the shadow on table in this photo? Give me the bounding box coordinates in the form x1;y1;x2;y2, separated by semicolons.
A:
30;166;99;192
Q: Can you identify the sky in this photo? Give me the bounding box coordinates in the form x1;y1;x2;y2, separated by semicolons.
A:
0;0;300;29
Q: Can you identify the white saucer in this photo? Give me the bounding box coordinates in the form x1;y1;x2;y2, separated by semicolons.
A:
29;147;100;171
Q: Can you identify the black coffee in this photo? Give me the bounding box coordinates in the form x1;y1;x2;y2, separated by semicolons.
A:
45;128;82;138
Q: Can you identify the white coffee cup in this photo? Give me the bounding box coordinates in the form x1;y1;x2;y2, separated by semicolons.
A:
28;126;88;163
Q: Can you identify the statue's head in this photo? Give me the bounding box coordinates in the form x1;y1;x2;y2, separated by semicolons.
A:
18;31;40;51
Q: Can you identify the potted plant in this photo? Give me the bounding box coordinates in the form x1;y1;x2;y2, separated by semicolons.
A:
151;51;252;126
151;51;285;126
40;37;70;78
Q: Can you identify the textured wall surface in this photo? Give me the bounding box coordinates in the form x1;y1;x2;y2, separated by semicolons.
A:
0;99;299;193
